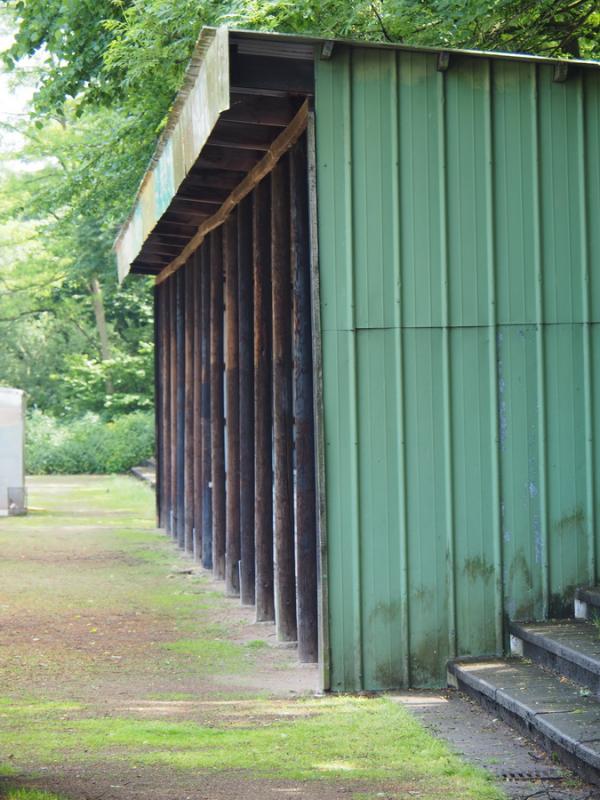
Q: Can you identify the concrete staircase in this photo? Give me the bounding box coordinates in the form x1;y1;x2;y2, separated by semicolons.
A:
448;588;600;785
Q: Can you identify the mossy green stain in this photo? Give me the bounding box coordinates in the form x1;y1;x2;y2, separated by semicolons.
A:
555;508;585;534
463;556;494;582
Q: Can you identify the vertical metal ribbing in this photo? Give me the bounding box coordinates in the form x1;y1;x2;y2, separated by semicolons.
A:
532;65;550;618
485;60;505;654
577;75;596;586
201;240;213;570
211;228;227;580
307;110;330;689
169;275;178;539
253;178;275;622
224;213;241;596
439;66;457;659
183;262;195;554
291;135;318;663
175;267;186;549
192;252;203;561
272;155;297;643
344;50;363;688
392;53;410;687
238;196;255;606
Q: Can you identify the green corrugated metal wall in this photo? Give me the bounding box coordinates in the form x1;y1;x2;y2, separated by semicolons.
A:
315;46;600;690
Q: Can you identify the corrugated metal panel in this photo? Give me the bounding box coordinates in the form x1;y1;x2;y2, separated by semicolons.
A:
315;46;600;690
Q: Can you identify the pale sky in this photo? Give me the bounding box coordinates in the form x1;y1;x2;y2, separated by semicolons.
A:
0;17;40;158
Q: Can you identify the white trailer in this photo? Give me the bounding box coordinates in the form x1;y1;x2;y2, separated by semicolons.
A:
0;388;26;516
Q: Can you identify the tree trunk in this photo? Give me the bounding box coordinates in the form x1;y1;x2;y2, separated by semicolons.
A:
89;276;114;395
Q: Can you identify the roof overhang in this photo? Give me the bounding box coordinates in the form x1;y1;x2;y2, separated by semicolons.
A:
115;27;230;282
115;27;600;283
114;26;314;282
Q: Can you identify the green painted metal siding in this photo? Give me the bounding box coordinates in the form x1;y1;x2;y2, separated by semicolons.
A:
315;46;600;690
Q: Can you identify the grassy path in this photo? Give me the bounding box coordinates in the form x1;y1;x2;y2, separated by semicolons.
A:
0;476;502;800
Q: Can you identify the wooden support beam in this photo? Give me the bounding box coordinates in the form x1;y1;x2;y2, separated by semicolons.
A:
192;251;203;560
154;285;164;527
271;156;297;643
169;276;178;539
225;94;298;127
195;146;262;173
200;239;213;569
175;267;186;549
210;228;227;580
224;213;241;597
231;54;314;95
185;169;245;191
238;195;255;606
183;262;195;554
210;120;275;152
156;101;309;287
291;135;318;663
253;177;274;623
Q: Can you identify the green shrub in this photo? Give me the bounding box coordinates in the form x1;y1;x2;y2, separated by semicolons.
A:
26;410;154;474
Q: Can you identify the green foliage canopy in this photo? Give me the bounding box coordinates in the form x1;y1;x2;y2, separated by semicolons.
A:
0;0;598;424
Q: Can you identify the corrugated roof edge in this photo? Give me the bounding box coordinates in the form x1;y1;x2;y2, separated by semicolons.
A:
229;26;600;68
113;26;229;278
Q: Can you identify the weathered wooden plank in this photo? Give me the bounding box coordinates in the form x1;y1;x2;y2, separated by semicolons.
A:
224;213;241;596
291;135;318;662
210;228;226;580
175;268;186;549
271;156;297;642
200;239;213;569
154;285;164;527
253;177;275;622
238;195;255;606
183;262;195;554
169;276;178;539
192;251;203;560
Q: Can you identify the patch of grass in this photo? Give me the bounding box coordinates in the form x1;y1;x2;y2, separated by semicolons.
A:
0;696;502;798
1;791;68;800
0;699;82;718
0;764;18;777
161;638;255;674
245;640;269;650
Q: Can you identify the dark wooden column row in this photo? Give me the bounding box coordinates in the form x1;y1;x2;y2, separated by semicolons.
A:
211;230;227;579
153;135;318;661
238;196;255;607
253;177;274;623
183;261;195;554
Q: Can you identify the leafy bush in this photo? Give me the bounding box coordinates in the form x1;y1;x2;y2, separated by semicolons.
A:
26;410;154;474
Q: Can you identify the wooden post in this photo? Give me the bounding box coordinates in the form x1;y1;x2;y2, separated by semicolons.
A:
271;156;297;642
238;196;255;606
291;136;318;662
224;213;241;596
201;240;213;569
154;285;163;527
183;262;195;554
175;267;186;549
192;251;203;560
169;276;178;539
211;229;227;580
253;178;275;622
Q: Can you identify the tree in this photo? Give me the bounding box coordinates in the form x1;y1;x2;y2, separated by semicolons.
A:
0;0;598;417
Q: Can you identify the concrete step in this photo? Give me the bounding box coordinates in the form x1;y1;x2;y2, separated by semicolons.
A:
510;620;600;695
575;586;600;620
130;464;156;489
448;657;600;786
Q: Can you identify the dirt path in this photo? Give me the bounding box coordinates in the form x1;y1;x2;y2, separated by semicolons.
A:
0;476;507;800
